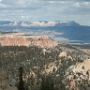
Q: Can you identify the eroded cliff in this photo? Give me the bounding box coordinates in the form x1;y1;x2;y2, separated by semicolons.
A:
0;32;58;47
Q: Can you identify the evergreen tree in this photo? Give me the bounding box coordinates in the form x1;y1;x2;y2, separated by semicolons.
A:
18;67;25;90
41;75;54;90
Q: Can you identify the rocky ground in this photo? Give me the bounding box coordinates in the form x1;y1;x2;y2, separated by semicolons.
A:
0;69;17;90
0;32;90;90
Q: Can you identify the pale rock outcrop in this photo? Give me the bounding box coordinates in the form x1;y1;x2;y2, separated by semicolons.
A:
68;55;72;60
59;51;67;57
69;59;90;75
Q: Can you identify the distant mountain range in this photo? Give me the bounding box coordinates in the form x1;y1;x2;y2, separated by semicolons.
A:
0;21;80;27
0;21;90;44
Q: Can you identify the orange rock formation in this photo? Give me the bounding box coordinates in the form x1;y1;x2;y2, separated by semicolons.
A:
0;33;58;47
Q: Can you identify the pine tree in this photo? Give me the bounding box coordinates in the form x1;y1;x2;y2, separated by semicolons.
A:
41;75;54;90
18;67;25;90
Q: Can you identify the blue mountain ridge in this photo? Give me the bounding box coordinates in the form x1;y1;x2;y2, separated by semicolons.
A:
0;21;90;44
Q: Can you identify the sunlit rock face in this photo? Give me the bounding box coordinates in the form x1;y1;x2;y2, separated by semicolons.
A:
0;32;58;47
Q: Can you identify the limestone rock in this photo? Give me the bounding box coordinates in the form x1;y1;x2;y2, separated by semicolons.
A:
69;59;90;75
59;51;67;57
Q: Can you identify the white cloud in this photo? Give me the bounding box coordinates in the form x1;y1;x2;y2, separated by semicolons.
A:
74;2;80;7
24;30;68;42
1;0;17;5
21;16;26;19
83;2;89;5
0;0;2;2
0;0;90;25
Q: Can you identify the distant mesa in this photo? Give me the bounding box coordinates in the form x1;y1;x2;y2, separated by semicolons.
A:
0;21;80;27
0;32;58;47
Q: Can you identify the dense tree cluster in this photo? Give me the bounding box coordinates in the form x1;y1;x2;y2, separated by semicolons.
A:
0;45;89;90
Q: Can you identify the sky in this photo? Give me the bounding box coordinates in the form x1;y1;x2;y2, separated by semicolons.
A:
0;0;90;25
